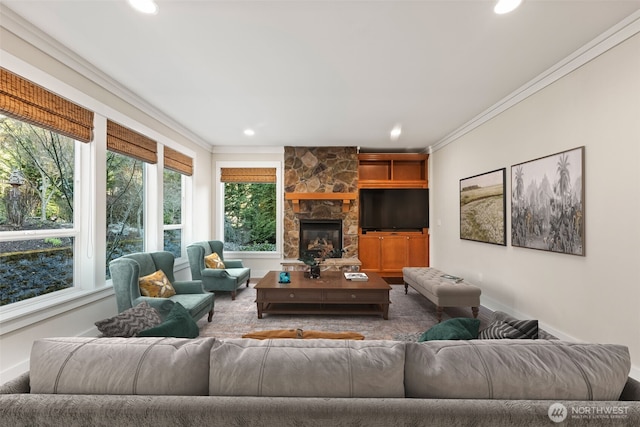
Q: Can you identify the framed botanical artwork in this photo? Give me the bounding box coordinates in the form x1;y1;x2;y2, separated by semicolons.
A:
511;146;585;256
460;168;506;246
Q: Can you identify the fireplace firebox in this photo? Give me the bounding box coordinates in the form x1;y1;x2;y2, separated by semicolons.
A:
299;219;343;259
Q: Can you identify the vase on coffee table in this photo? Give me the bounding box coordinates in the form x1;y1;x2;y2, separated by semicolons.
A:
299;252;322;279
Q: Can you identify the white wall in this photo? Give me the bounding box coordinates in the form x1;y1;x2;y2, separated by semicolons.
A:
430;33;640;378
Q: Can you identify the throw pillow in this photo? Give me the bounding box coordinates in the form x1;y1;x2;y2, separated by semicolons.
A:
95;301;162;337
139;269;176;298
204;252;225;269
478;319;538;339
417;317;480;342
137;302;199;338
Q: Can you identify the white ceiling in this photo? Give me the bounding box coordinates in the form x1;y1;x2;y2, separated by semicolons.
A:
3;1;640;152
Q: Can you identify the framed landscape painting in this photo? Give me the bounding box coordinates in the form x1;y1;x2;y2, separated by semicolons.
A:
460;168;506;246
511;146;585;256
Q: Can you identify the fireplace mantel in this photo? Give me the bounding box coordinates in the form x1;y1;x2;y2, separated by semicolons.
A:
285;192;357;213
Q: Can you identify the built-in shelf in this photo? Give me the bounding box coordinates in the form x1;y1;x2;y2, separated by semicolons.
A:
285;192;357;213
358;153;428;188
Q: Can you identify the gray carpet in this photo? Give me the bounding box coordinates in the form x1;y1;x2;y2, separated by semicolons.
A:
197;283;488;341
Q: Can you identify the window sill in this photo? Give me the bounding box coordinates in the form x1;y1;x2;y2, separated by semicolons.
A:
0;286;114;336
223;251;283;260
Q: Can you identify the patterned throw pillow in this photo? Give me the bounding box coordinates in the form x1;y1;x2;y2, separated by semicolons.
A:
95;301;162;337
139;269;176;298
204;252;226;269
478;319;538;339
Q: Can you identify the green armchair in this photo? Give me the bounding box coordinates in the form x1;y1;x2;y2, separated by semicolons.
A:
109;251;214;322
187;240;251;300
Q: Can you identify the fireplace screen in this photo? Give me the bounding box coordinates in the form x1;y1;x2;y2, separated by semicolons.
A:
299;219;342;259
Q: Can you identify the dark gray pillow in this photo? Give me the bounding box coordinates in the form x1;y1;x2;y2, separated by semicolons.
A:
95;301;162;337
478;319;538;339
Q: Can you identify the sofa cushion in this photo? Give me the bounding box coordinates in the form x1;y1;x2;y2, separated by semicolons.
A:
405;340;630;401
94;301;162;337
479;319;538;339
418;318;480;341
137;302;199;338
209;339;406;398
30;337;216;395
204;252;225;269
139;269;176;298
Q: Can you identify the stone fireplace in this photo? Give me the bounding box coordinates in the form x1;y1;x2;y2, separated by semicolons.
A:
283;147;358;259
299;219;343;259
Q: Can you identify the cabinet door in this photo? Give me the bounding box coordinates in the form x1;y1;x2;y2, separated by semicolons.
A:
380;235;408;272
358;235;381;271
407;235;429;267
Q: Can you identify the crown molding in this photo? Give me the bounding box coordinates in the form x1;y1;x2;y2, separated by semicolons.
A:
430;9;640;153
211;145;285;154
0;5;213;153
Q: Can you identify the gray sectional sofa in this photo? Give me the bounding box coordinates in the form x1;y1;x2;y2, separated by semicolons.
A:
1;326;639;426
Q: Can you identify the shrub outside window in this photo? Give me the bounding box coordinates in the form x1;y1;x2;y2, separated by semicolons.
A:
223;182;277;252
105;151;144;276
163;168;183;258
0;116;76;306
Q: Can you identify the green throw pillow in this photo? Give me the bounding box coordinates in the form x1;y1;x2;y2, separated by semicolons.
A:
418;318;480;342
137;302;199;338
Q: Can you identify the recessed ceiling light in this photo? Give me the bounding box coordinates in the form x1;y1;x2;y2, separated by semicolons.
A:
390;124;402;141
494;0;522;15
243;128;255;137
128;0;159;15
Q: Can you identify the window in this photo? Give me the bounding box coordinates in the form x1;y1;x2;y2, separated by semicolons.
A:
216;162;282;254
0;116;77;305
223;181;276;251
163;168;183;258
104;120;157;277
105;151;145;274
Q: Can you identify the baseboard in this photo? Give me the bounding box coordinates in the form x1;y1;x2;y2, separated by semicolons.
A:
629;365;640;382
0;359;29;384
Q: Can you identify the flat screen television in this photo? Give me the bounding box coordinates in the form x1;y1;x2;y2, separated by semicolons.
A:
359;188;429;232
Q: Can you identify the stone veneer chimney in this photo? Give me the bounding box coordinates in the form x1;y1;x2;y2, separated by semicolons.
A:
283;147;358;259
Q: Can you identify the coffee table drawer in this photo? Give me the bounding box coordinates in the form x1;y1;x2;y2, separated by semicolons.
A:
260;289;323;302
324;290;388;302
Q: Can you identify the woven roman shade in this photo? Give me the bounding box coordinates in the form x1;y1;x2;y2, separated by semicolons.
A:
164;146;193;176
107;120;157;163
0;67;94;142
220;168;276;183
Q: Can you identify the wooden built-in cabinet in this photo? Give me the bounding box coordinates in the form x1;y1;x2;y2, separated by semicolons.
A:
358;153;430;277
358;232;429;278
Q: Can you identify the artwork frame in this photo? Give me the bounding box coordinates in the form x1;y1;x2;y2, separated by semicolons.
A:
511;146;585;256
460;168;506;246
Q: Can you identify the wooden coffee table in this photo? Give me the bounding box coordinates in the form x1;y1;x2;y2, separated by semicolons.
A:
255;270;391;319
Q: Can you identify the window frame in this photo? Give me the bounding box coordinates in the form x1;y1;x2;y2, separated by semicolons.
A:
162;167;187;260
215;161;282;258
0;120;110;332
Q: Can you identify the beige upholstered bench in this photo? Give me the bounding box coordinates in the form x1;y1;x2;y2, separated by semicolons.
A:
402;267;481;322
